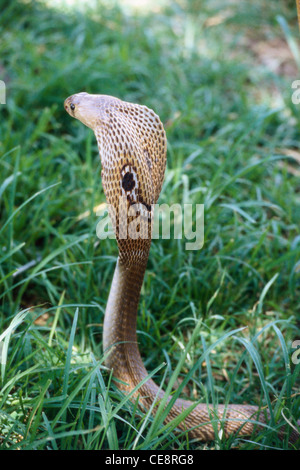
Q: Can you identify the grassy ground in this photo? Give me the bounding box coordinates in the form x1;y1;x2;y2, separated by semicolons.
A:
0;0;299;450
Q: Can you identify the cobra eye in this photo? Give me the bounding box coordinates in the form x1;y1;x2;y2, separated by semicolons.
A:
70;103;75;111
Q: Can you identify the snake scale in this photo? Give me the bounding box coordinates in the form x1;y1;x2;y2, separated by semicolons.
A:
64;92;298;443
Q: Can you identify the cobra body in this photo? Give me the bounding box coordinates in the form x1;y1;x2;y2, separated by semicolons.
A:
64;92;297;442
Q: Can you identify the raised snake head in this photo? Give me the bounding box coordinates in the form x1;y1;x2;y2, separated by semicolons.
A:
65;92;167;264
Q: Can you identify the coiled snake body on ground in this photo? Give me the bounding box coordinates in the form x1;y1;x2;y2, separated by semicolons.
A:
64;92;298;443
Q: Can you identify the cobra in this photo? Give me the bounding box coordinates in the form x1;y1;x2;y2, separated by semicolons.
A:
64;92;298;443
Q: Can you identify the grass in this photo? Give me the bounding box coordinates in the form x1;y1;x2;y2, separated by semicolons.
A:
0;0;299;450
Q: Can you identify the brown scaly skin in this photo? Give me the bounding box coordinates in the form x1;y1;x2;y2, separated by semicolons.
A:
64;92;299;444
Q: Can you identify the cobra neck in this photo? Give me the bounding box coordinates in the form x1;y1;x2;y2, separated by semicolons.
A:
102;255;149;384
